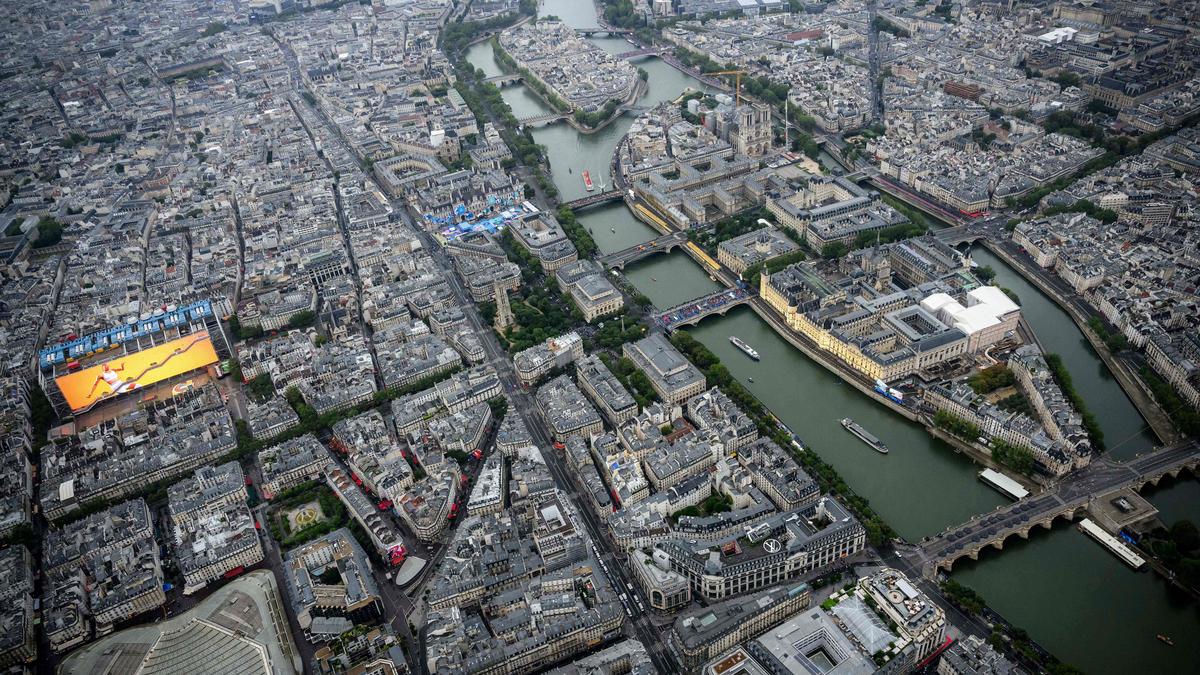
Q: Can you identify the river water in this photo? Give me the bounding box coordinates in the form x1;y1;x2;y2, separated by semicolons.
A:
466;2;1200;671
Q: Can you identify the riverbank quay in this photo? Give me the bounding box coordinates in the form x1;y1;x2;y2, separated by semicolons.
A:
982;239;1180;447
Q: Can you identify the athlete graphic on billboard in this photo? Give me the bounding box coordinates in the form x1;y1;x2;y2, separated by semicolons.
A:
86;362;140;400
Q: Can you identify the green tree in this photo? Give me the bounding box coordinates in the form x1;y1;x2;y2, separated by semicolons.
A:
821;241;848;259
247;374;275;402
1171;520;1200;554
287;310;316;329
32;216;64;248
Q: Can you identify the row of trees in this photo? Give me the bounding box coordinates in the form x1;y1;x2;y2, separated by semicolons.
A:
933;409;982;441
935;406;1036;475
555;206;599;258
851;220;927;250
1043;198;1118;224
1139;366;1200;438
1087;315;1129;352
1043;353;1106;451
221;362;468;484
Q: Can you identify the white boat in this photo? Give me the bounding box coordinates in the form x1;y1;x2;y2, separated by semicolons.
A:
729;336;760;360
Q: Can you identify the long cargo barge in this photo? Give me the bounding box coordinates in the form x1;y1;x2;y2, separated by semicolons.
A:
841;418;889;454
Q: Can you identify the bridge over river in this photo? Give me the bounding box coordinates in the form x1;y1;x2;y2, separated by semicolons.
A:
596;231;687;269
564;189;622;212
934;225;986;246
907;440;1200;577
653;287;752;332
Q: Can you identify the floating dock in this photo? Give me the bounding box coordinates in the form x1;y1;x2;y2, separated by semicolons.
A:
1077;518;1146;569
978;468;1029;501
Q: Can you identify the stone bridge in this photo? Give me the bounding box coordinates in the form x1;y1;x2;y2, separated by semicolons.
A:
564;189;622;212
935;225;986;246
574;28;634;37
615;47;663;60
911;440;1200;577
654;288;753;331
517;112;571;127
482;73;522;87
596;231;688;269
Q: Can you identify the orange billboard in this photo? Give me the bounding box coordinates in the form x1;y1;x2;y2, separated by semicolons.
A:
55;332;219;412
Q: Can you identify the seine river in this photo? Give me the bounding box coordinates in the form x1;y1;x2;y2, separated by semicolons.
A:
467;1;1200;670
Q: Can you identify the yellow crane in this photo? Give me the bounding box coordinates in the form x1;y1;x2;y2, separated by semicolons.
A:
708;69;748;106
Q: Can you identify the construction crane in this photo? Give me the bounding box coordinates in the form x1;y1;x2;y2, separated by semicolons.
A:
708;69;747;107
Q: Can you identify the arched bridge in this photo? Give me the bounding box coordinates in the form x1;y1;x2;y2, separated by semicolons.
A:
910;440;1200;577
935;225;986;246
654;288;752;331
615;47;663;60
597;231;688;269
564;189;622;212
482;73;522;87
518;112;571;127
575;28;634;37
